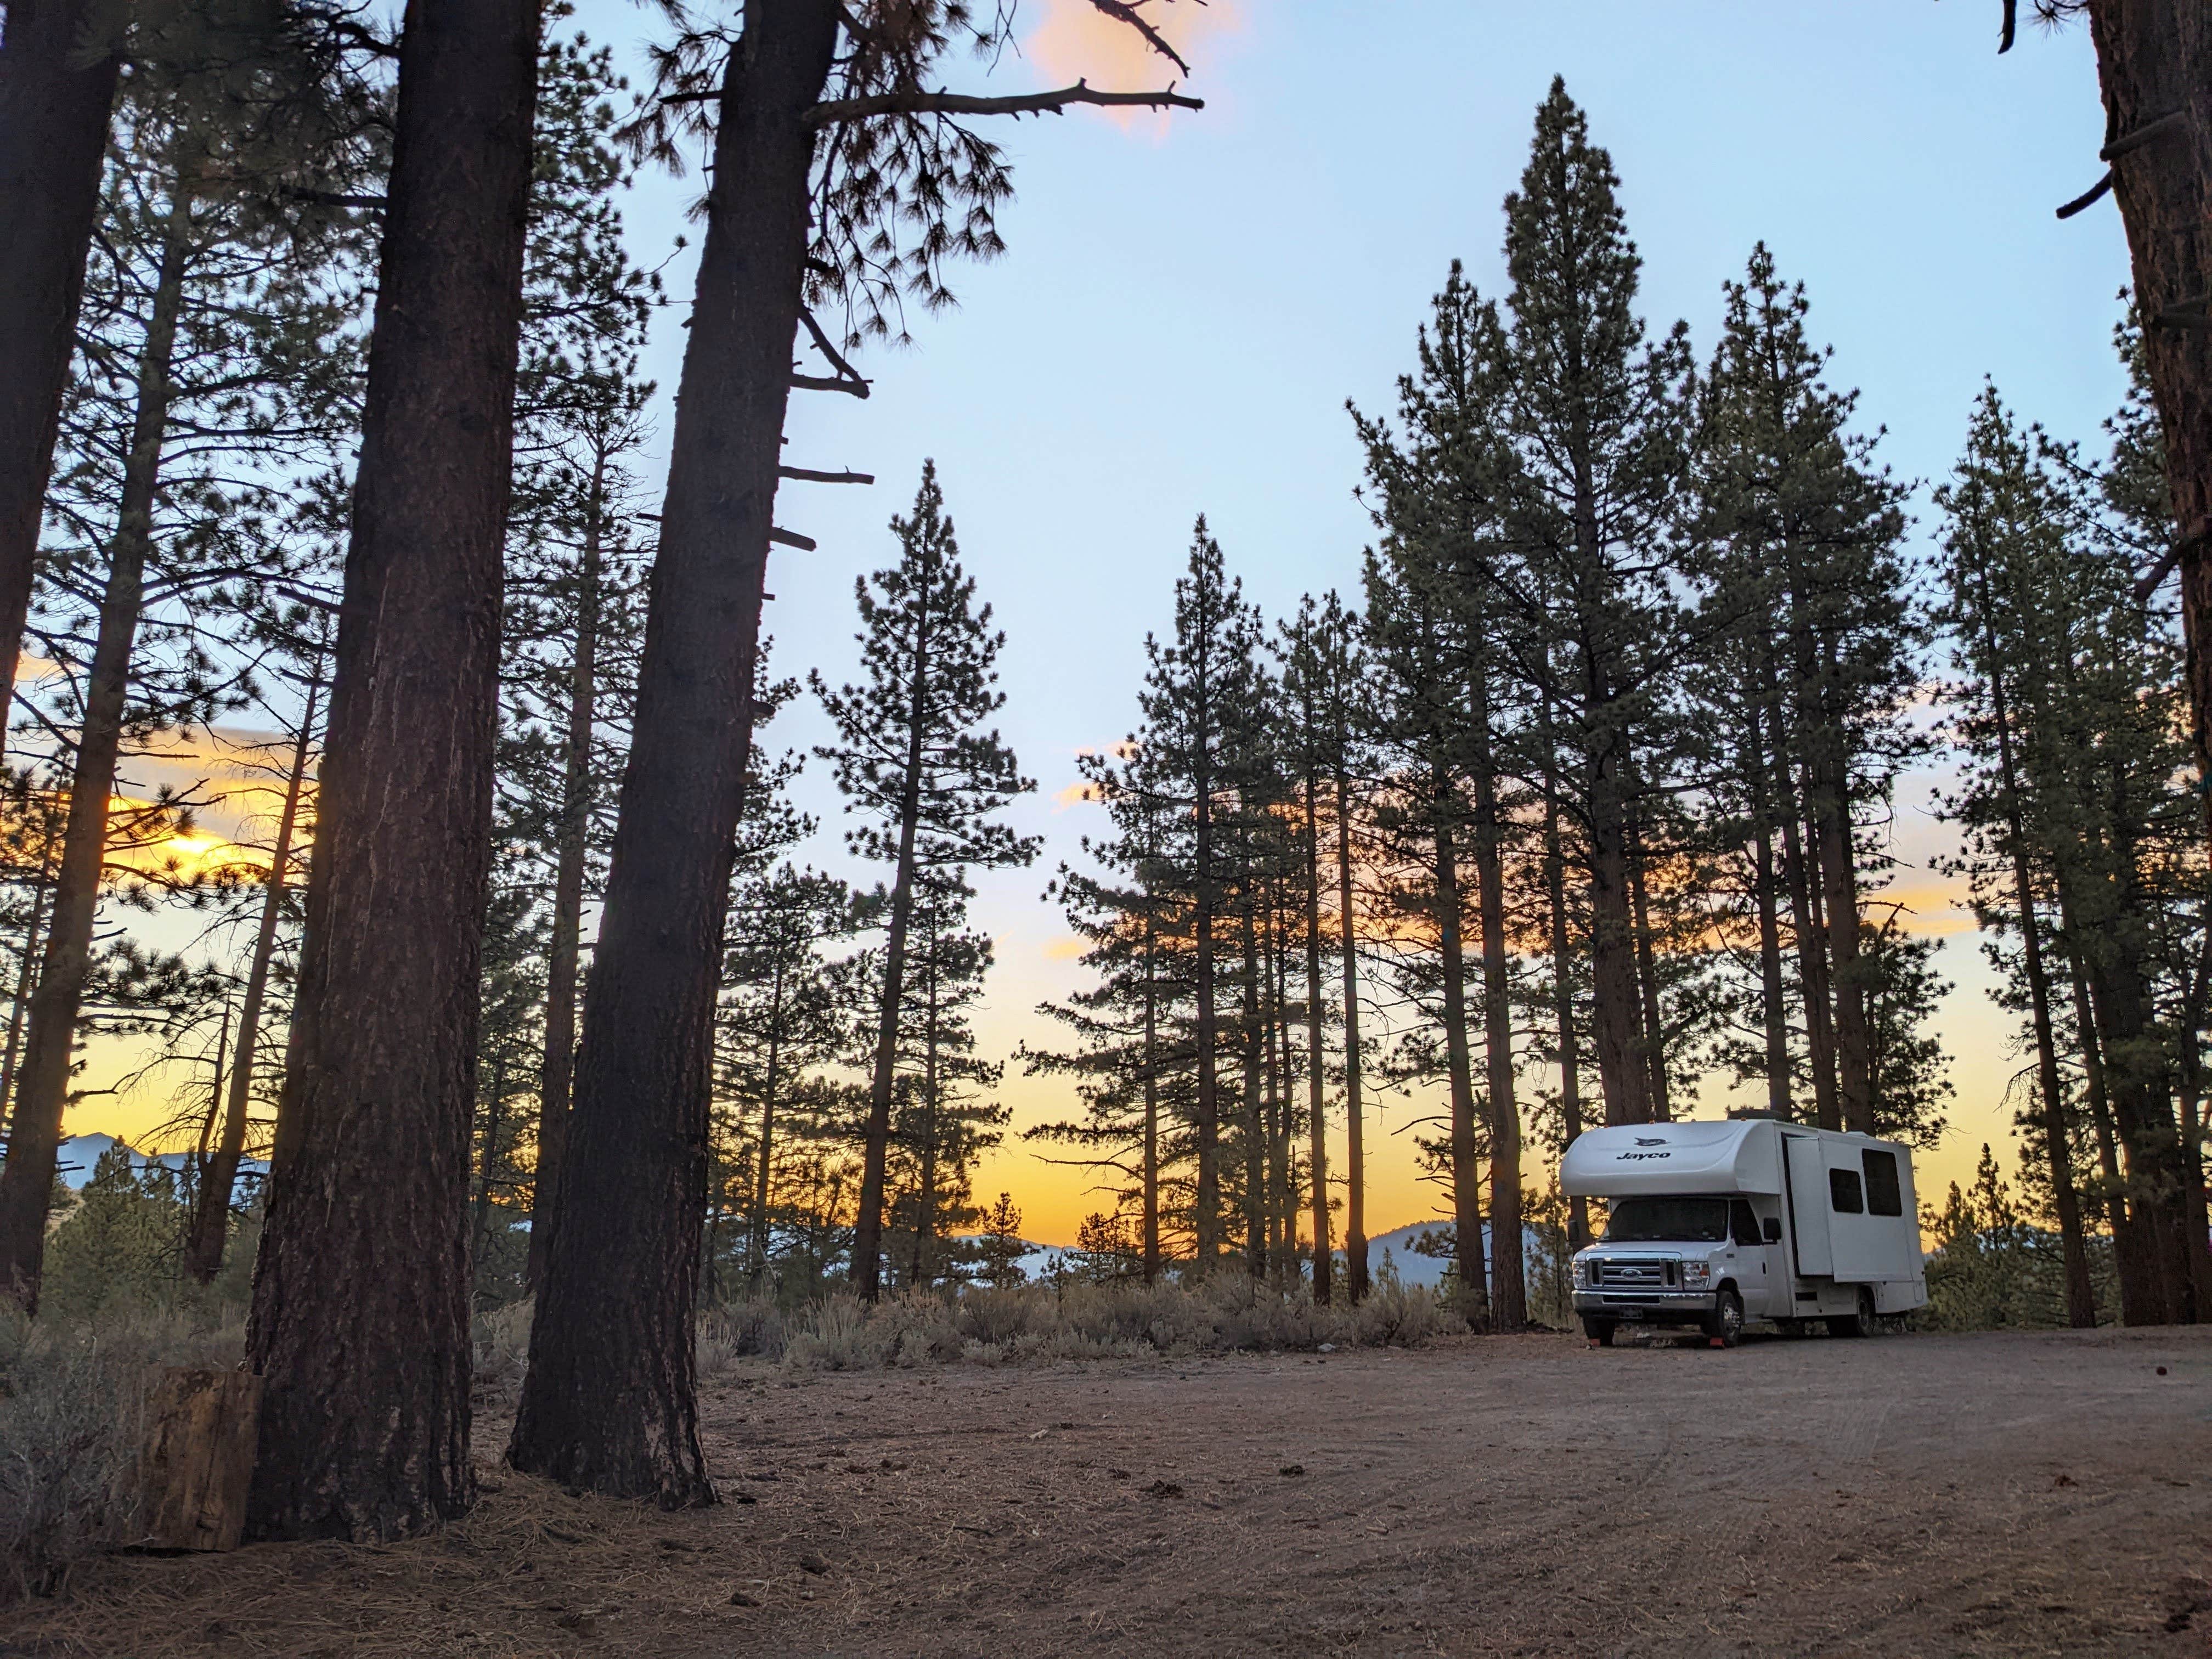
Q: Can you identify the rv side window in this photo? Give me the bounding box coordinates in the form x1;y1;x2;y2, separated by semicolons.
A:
1861;1149;1903;1217
1829;1167;1864;1215
1729;1199;1762;1248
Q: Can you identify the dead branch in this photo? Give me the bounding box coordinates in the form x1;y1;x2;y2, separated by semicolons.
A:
281;186;387;210
806;78;1203;126
1085;0;1194;77
770;528;818;551
1999;0;2018;53
780;466;875;484
793;373;871;398
798;307;868;388
2055;171;2112;219
2101;109;2188;161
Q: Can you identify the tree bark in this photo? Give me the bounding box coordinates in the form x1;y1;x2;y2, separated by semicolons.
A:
0;204;189;1309
1140;885;1160;1283
1239;869;1265;1279
747;959;786;1286
1811;665;1872;1134
185;664;320;1283
247;0;539;1541
0;0;121;709
2080;2;2212;791
1193;762;1221;1269
527;451;605;1291
511;0;834;1505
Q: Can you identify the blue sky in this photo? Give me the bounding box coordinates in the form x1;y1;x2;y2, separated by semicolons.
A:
85;2;2143;1240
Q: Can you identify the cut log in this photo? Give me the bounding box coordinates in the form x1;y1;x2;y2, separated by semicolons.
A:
138;1368;263;1551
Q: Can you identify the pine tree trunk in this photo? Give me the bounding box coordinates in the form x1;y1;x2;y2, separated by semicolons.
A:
1812;689;1872;1134
527;454;604;1291
1541;759;1588;1247
910;939;940;1291
748;960;785;1286
1302;769;1330;1304
1971;566;2097;1327
0;0;121;709
247;0;539;1541
185;665;320;1284
1335;764;1367;1300
2059;909;2152;1325
0;823;59;1126
1469;683;1523;1329
512;0;835;1504
1432;789;1489;1327
1140;890;1161;1283
471;1052;509;1267
1743;706;1793;1120
1587;740;1648;1126
1239;873;1265;1280
854;597;932;1302
1193;778;1221;1269
2080;3;2212;790
1626;817;1671;1123
0;205;188;1309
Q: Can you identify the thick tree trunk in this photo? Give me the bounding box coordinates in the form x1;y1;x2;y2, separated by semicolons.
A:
1302;771;1330;1304
247;0;539;1541
1432;797;1489;1327
2081;3;2212;786
0;842;58;1121
511;0;833;1505
0;0;121;708
1469;693;1523;1329
0;208;188;1309
185;667;320;1283
526;459;604;1291
1335;764;1367;1301
1785;800;1841;1131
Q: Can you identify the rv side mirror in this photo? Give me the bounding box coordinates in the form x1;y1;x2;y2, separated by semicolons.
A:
1763;1217;1782;1244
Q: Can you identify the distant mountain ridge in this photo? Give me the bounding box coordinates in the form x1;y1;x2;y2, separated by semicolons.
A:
52;1131;268;1192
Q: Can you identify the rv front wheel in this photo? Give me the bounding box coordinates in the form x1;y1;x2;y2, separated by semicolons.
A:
1704;1288;1744;1348
1582;1316;1617;1347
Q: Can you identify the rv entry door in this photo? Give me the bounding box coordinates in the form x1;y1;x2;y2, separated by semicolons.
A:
1782;1133;1834;1279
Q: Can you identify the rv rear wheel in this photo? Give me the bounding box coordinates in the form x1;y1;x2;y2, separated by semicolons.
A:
1827;1287;1877;1339
1704;1288;1744;1348
1582;1316;1617;1347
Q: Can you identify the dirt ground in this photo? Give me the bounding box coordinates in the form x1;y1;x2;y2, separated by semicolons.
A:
5;1325;2208;1658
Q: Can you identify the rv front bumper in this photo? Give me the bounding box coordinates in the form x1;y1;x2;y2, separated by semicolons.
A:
1573;1290;1717;1319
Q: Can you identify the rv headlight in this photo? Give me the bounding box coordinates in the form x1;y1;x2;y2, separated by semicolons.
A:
1678;1259;1713;1289
1572;1257;1590;1287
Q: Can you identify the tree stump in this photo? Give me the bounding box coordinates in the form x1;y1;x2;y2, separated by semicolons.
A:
138;1367;262;1550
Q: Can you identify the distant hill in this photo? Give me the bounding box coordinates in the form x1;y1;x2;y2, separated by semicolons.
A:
54;1132;267;1192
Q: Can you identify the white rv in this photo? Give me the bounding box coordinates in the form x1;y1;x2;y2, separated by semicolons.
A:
1561;1119;1927;1346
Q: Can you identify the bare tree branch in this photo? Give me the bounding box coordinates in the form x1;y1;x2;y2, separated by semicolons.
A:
1999;0;2018;53
780;466;875;484
2101;108;2189;161
770;527;818;551
806;78;1203;126
798;305;867;386
793;373;871;398
1085;0;1194;76
2055;170;2112;219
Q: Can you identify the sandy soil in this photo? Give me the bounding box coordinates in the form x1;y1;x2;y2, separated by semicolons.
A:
5;1325;2208;1658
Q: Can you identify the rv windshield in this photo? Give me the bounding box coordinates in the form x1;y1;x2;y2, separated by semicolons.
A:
1603;1197;1730;1243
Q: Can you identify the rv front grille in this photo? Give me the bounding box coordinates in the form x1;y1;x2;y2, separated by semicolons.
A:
1592;1257;1674;1289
